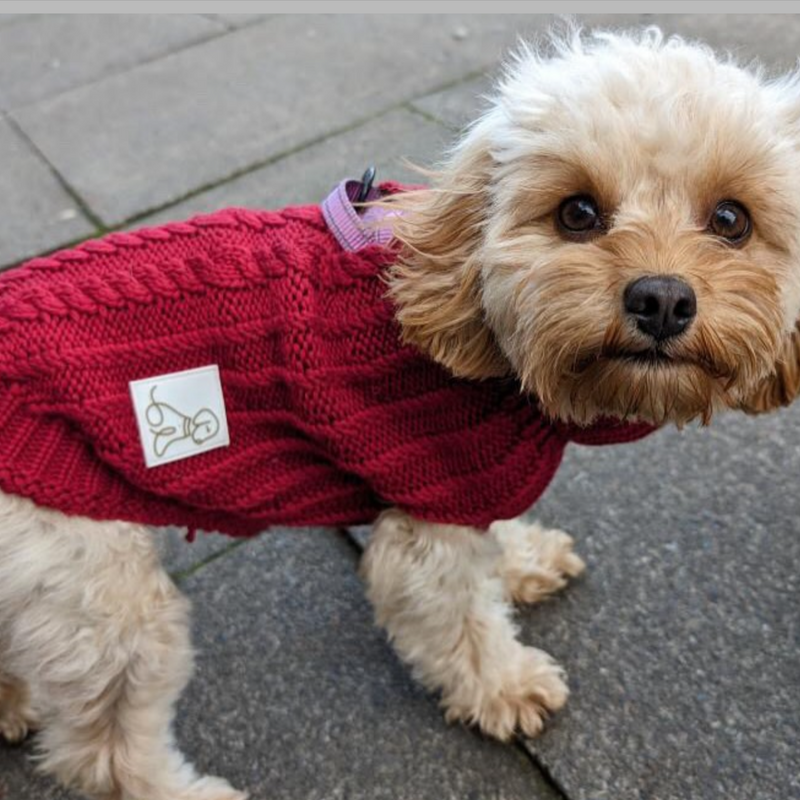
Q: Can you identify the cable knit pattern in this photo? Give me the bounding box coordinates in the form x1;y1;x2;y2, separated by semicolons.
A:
0;196;655;537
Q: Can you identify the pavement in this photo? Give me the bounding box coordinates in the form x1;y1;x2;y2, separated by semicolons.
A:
0;12;798;800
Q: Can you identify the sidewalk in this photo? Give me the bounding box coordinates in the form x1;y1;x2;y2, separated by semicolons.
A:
0;13;798;800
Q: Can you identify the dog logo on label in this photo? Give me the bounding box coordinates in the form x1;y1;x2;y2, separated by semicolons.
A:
145;386;221;458
129;364;230;468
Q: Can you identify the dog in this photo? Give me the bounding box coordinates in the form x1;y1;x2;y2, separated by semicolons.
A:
2;25;799;800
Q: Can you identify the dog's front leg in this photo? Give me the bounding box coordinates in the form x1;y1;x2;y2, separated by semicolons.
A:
360;509;568;740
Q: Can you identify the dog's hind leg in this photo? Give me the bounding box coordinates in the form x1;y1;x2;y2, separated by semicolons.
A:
361;509;569;741
489;518;586;605
0;493;246;800
0;673;35;744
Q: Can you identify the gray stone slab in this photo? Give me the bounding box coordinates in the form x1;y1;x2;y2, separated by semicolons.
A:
12;15;555;226
347;525;372;550
516;406;800;800
176;529;560;800
634;14;800;71
411;75;495;132
0;116;94;270
0;14;224;112
0;750;75;800
569;14;800;69
140;108;449;225
0;14;27;26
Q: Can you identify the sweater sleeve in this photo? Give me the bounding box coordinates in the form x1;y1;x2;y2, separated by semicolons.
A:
557;417;659;446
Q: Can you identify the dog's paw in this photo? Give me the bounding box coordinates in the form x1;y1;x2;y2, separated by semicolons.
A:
0;712;30;745
491;519;586;604
443;645;568;741
0;679;34;745
177;777;248;800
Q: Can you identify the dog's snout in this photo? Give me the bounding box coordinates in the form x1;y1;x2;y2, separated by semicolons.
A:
623;276;697;341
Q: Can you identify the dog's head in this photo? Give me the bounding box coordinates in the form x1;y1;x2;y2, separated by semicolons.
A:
389;27;800;425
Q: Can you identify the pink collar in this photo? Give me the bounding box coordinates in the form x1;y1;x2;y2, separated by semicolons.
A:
321;178;396;252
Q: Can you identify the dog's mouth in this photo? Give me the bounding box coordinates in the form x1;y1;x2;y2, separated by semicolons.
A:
575;347;683;371
608;348;703;370
575;347;731;381
610;348;677;367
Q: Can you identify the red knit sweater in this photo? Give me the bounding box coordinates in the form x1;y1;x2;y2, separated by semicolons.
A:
0;192;654;537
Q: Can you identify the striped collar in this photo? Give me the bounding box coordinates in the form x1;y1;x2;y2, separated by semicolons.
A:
321;178;396;252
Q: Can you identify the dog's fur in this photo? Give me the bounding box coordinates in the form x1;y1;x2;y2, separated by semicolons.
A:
2;27;800;800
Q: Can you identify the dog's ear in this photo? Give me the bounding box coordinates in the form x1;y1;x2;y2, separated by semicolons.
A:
739;85;800;414
388;140;509;380
738;320;800;413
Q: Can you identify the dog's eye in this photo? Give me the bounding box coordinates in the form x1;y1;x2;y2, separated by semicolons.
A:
708;200;751;245
557;195;604;240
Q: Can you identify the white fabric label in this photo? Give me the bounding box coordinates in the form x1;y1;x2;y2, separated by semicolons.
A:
129;365;230;468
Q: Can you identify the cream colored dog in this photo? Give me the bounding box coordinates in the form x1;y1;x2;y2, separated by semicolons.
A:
2;27;799;800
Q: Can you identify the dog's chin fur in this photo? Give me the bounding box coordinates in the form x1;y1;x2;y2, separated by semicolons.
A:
389;25;800;425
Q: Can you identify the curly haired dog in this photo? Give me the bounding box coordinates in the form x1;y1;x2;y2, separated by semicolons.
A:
2;26;799;800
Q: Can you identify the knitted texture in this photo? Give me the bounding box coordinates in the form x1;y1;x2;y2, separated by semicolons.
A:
0;195;655;537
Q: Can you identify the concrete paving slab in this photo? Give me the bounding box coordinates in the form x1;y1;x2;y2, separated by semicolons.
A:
0;750;74;800
516;407;800;800
640;14;800;71
11;15;555;227
176;529;561;800
0;14;225;112
0;116;94;269
411;75;495;131
140;108;448;225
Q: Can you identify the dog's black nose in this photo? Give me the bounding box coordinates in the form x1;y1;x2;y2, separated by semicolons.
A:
623;276;697;341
